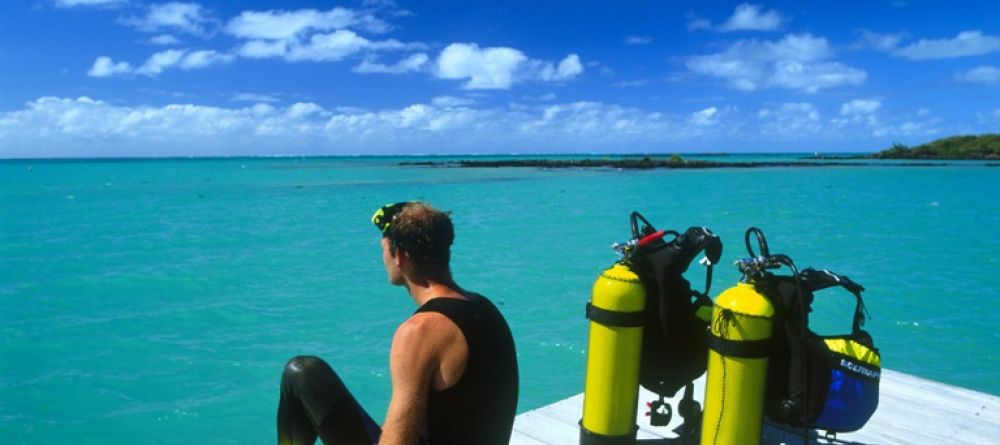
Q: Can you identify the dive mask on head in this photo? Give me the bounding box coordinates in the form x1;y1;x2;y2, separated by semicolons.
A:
371;201;412;235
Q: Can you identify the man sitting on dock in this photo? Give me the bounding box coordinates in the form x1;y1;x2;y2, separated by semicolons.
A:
276;201;519;445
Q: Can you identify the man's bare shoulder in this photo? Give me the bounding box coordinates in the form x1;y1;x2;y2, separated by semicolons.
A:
392;310;461;351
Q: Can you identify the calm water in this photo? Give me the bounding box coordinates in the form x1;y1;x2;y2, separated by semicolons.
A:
2;156;998;444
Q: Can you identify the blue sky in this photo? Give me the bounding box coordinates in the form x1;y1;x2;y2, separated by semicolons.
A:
1;0;998;157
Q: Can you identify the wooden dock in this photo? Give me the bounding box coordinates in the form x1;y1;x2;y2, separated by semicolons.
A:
510;369;999;444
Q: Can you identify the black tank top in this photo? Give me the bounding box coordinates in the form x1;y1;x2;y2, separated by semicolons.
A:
415;294;519;445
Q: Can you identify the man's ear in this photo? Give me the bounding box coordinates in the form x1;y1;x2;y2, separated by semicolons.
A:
393;248;408;267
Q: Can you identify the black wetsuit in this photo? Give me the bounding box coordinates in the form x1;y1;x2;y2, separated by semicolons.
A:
277;293;518;445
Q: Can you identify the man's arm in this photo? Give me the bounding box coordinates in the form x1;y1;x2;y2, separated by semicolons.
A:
379;314;440;445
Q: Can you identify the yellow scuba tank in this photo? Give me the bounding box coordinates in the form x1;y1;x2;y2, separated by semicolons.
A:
580;262;645;444
701;227;784;445
700;282;774;445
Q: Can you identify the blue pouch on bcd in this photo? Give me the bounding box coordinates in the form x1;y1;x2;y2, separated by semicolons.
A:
759;268;881;433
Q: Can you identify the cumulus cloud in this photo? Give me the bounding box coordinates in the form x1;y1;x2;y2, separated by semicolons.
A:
93;49;233;76
834;99;882;127
756;102;822;136
354;53;429;74
686;33;866;93
435;44;583;89
87;56;133;77
285;30;399;62
431;96;474;107
954;65;1000;86
149;34;181;45
688;107;719;126
235;30;405;62
54;0;125;8
840;99;882;116
893;30;1000;60
134;49;187;75
224;7;388;40
719;3;784;32
436;43;527;89
120;2;217;36
852;30;905;51
235;40;288;59
231;93;280;103
624;35;651;45
0;96;725;157
225;7;409;64
179;49;235;69
537;54;584;81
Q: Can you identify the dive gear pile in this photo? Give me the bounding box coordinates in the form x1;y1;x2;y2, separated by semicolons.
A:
580;215;881;445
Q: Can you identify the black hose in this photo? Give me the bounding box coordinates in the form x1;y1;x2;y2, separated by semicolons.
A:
630;211;656;238
744;227;770;258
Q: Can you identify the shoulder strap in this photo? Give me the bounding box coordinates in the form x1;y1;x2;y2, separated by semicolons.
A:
799;268;868;334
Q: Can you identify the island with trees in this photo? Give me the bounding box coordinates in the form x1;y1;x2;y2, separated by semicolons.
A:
872;134;999;160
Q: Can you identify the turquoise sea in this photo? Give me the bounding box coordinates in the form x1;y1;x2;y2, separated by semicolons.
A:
2;155;998;444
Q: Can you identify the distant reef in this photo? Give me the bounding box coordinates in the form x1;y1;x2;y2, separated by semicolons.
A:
401;156;951;169
871;134;1000;160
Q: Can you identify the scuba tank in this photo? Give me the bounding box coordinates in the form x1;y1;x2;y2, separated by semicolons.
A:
580;261;646;444
701;228;797;445
581;211;722;445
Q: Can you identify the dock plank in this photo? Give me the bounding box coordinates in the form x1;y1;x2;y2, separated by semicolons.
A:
511;369;1000;444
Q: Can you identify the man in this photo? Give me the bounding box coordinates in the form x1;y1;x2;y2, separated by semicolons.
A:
277;201;519;445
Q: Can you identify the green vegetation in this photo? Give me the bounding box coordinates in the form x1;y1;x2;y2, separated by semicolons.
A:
873;134;1000;160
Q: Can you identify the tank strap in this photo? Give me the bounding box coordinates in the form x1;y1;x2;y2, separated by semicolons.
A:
706;335;770;358
585;302;644;327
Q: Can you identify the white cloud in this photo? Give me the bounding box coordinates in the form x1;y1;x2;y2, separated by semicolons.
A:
135;49;186;75
436;43;527;89
537;54;584;82
613;79;651;88
435;44;583;89
354;53;429;74
840;99;882;116
852;30;905;51
87;56;133;77
231;93;280;103
624;35;651;45
233;28;407;63
431;96;474;107
179;50;234;69
149;34;181;45
756;102;821;136
954;66;1000;86
286;30;382;62
834;99;882;128
224;7;387;40
0;96;727;157
719;3;784;32
236;40;288;59
688;107;719;127
54;0;126;8
893;30;1000;60
117;49;233;76
686;33;865;93
121;2;215;36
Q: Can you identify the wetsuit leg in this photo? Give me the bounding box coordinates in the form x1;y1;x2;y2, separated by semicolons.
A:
277;355;381;445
